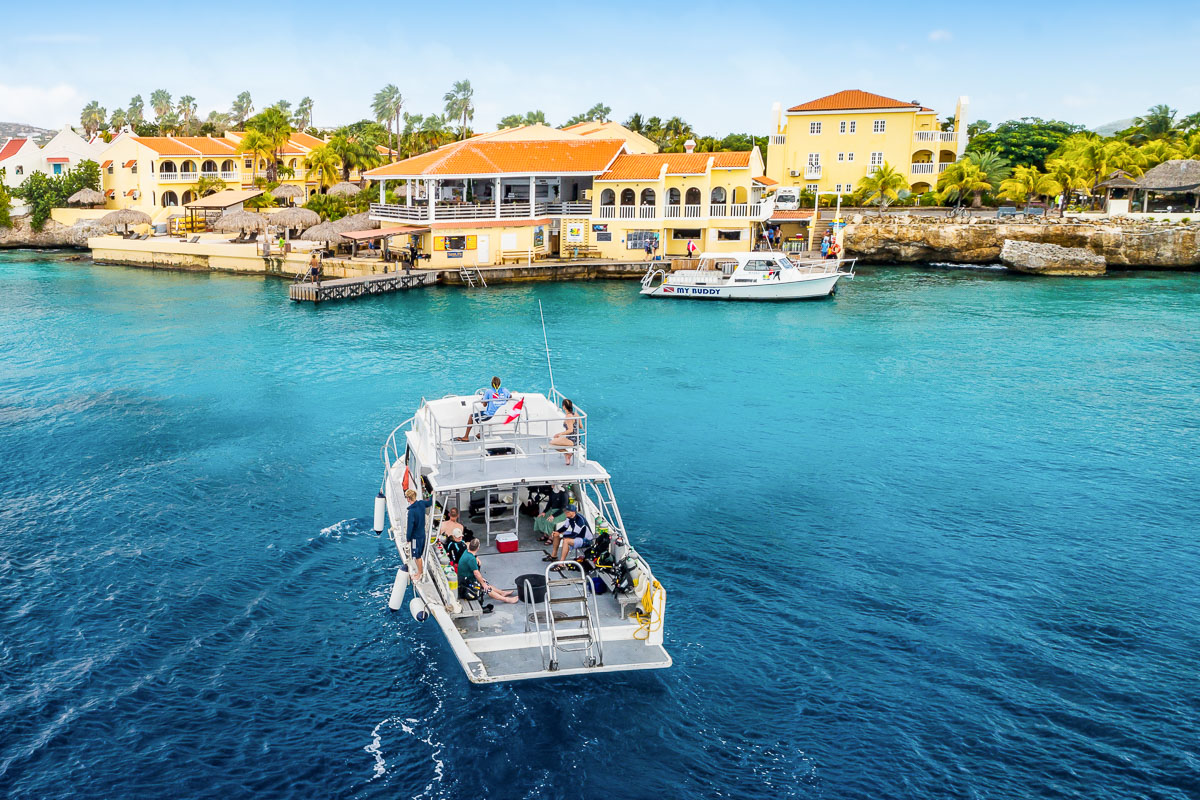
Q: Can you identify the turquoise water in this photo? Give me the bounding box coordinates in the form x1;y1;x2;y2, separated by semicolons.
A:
1;251;1199;799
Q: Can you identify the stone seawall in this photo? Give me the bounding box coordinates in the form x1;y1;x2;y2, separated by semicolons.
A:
844;216;1200;269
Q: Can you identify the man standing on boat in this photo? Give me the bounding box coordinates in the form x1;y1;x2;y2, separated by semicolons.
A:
404;488;433;582
455;376;511;441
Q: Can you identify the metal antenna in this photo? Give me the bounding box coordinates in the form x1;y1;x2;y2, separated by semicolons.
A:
539;300;556;392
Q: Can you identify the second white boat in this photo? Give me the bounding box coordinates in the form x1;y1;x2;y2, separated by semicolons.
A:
640;251;854;301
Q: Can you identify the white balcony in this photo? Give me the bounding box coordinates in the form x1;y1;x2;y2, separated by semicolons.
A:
682;204;703;218
770;134;786;145
805;165;822;179
911;163;936;175
914;131;958;144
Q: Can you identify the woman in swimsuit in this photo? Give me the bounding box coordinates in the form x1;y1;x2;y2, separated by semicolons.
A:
549;398;580;465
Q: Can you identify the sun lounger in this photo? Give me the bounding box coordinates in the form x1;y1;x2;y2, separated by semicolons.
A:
246;231;259;243
188;235;200;243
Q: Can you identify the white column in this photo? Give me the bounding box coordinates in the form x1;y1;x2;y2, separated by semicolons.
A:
495;178;501;219
379;179;386;205
529;176;536;217
428;179;436;221
406;179;412;206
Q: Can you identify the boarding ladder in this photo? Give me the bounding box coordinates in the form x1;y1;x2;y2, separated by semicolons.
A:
541;561;603;671
459;267;487;288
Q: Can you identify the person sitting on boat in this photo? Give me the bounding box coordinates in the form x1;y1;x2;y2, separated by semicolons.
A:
544;505;592;567
439;507;468;564
548;398;580;465
457;538;519;612
404;489;433;582
455;376;511;441
535;484;569;543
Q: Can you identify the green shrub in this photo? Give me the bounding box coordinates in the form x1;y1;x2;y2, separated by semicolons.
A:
10;160;101;231
1182;217;1191;224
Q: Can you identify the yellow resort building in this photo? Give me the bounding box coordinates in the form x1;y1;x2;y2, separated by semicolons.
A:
96;131;365;222
765;90;969;197
363;123;769;267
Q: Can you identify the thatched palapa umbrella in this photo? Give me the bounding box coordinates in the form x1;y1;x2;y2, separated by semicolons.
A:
270;207;320;231
331;212;378;233
271;184;306;206
213;210;269;234
299;221;343;243
328;182;362;198
67;188;107;207
97;208;152;234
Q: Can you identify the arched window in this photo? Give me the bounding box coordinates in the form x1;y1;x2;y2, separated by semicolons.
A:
181;160;196;174
710;187;727;204
181;190;196;204
732;187;747;204
162;190;179;207
160;160;177;174
685;187;701;205
640;188;655;206
289;159;297;169
201;160;217;173
667;188;681;205
620;188;635;206
600;189;615;206
221;159;235;173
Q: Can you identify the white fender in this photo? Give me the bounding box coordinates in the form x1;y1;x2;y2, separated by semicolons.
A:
387;567;409;611
409;596;428;622
373;491;386;534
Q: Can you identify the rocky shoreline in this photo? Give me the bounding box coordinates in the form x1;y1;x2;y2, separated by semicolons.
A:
0;214;104;249
843;215;1200;270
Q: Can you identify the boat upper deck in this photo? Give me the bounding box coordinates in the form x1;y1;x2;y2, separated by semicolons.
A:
397;390;607;491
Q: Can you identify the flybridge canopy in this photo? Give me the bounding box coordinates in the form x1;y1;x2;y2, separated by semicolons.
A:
402;391;607;492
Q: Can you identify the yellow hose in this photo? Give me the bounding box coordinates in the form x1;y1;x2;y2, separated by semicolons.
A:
633;581;664;641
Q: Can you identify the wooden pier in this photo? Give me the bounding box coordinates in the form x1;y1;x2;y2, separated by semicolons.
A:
288;270;437;303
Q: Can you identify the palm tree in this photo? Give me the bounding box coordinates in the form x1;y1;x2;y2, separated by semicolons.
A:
859;162;910;216
442;79;474;140
177;95;197;134
80;101;106;137
270;100;292;116
126;95;145;125
304;145;343;189
246;108;293;183
524;110;547;126
237;129;273;183
109;108;127;132
1128;104;1179;143
624;113;645;133
150;89;173;121
1060;135;1147;202
293;97;314;130
231;92;254;128
203;110;231;135
1138;139;1183;169
1044;158;1091;212
997;165;1061;211
372;85;403;158
328;132;384;183
419;114;454;152
965;150;1010;206
937;161;993;208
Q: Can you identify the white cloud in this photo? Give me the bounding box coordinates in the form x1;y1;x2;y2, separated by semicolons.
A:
0;83;85;128
20;33;98;44
928;29;953;42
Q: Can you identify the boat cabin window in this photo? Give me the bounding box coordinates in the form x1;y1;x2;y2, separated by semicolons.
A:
744;259;776;271
714;259;737;275
777;256;795;269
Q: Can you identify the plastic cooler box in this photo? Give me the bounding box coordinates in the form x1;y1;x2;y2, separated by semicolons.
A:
495;532;519;553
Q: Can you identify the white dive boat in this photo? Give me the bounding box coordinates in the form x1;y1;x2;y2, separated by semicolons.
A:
378;388;669;683
640;250;855;301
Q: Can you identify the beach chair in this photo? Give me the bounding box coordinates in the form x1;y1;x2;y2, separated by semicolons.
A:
187;235;200;243
247;232;259;243
229;232;245;244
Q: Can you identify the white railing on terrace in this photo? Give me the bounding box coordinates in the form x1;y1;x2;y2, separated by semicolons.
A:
911;163;935;175
770;134;787;145
939;163;950;173
683;204;702;218
709;203;727;217
805;165;822;179
664;205;681;219
179;172;197;181
598;205;616;219
730;203;750;218
370;203;429;222
914;131;958;143
371;201;595;222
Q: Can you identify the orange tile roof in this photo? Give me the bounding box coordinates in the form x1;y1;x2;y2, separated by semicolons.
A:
768;210;814;220
101;159;113;169
0;138;28;161
787;90;922;113
290;132;326;150
134;136;237;156
122;159;136;168
105;189;115;198
365;139;625;178
753;175;778;186
597;151;751;181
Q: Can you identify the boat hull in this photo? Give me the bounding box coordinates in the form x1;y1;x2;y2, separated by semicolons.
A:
640;272;843;300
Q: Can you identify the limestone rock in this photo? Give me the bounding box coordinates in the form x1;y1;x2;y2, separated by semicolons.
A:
0;214;103;249
999;239;1106;276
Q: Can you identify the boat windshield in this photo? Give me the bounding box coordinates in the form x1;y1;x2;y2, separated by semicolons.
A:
777;256;795;269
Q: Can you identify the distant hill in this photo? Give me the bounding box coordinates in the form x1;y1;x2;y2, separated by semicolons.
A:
0;122;56;144
1093;118;1135;138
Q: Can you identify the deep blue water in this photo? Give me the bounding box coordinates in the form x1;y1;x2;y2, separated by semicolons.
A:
2;251;1199;800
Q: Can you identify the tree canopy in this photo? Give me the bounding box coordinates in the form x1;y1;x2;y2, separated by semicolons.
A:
11;160;101;231
965;117;1085;169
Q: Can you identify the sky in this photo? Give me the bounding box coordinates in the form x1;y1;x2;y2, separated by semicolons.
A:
2;0;1199;135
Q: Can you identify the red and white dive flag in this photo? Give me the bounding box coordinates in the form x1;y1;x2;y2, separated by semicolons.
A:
503;397;525;424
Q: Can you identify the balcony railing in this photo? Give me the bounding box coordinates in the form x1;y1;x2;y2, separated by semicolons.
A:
911;163;935;175
370;200;767;225
157;171;199;182
914;131;958;143
770;134;787;145
598;206;616;219
805;165;822;179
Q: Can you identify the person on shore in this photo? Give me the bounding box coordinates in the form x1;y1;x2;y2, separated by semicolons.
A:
652;237;660;260
404;488;433;582
308;253;321;285
458;538;518;612
820;233;830;258
544;505;592;566
455;376;511;441
644;239;653;261
686;239;698;258
827;237;841;260
548;398;580;466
